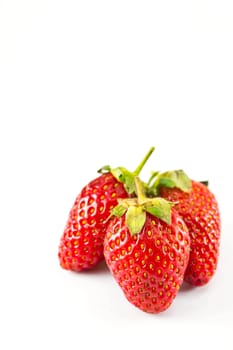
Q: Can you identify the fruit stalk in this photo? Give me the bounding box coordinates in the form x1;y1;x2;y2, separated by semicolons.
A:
134;176;146;204
133;147;155;176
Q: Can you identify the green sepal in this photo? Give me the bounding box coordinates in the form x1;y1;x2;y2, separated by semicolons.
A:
111;167;136;194
97;165;111;174
126;206;146;235
158;170;191;193
159;177;176;188
147;170;192;196
200;180;209;187
97;165;136;193
145;198;174;225
111;204;127;217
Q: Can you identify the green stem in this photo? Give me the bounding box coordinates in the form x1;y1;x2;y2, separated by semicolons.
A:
133;147;155;176
134;177;146;204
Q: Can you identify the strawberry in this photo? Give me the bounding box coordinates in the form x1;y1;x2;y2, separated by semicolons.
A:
58;147;155;272
104;177;190;313
148;170;221;286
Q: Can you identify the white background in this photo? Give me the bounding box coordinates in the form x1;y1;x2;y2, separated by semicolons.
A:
1;1;233;349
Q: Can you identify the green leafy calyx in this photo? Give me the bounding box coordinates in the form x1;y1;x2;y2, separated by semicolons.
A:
126;206;146;235
111;204;127;217
97;147;155;195
97;165;111;174
148;170;192;196
145;198;174;225
111;177;174;235
111;167;136;194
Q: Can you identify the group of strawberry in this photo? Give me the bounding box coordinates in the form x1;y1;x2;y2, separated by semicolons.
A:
58;147;221;314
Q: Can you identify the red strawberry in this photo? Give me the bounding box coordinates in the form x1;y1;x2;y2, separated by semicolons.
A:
59;173;128;271
148;170;221;286
58;147;155;272
104;178;190;313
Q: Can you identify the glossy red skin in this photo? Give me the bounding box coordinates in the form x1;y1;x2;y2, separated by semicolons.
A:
104;211;190;314
160;181;221;286
58;173;128;271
